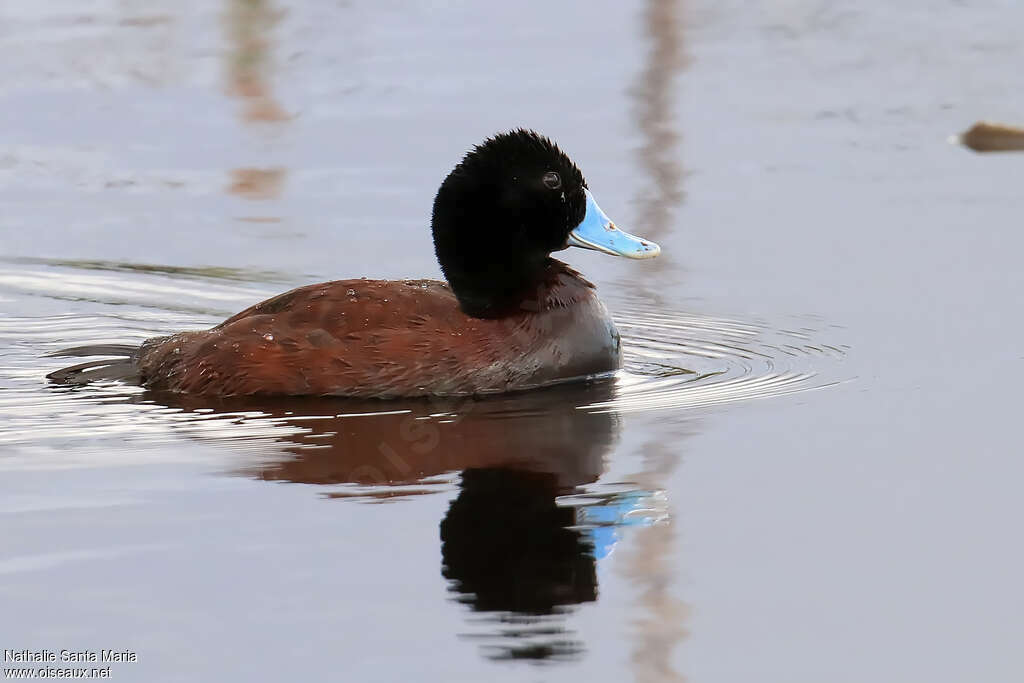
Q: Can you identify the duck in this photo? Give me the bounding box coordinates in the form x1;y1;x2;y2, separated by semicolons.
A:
47;129;660;398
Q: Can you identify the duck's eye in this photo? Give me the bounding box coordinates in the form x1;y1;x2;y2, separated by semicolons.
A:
542;171;562;190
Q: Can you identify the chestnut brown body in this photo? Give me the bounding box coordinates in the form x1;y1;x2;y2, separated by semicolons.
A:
136;261;620;398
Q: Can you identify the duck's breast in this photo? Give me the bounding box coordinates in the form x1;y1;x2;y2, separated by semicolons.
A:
487;268;621;392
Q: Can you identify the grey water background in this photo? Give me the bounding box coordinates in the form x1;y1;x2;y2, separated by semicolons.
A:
1;1;1023;681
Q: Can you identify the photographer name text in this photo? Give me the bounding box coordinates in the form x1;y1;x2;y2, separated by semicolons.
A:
4;651;136;664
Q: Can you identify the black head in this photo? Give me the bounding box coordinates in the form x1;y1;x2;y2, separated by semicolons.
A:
432;129;588;317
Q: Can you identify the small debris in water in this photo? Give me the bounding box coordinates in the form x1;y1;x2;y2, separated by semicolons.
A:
953;121;1024;152
262;333;274;341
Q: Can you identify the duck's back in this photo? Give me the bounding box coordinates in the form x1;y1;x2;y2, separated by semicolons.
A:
136;263;620;398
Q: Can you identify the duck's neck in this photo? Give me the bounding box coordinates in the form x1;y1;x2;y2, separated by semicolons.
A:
446;254;548;318
448;258;585;319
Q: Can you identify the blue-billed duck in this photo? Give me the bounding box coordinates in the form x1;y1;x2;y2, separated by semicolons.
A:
48;130;660;397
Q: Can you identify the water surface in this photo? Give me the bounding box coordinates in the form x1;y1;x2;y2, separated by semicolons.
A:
2;1;1023;681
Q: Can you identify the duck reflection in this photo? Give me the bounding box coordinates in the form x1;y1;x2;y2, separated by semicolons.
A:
158;380;616;492
441;467;597;661
150;380;620;660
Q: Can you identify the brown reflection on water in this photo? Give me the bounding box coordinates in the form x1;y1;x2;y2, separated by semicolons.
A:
227;167;286;199
627;1;689;681
225;0;289;123
225;0;289;205
624;440;690;683
632;0;686;246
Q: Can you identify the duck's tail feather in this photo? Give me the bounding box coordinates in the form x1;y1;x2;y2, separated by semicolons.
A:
45;344;140;385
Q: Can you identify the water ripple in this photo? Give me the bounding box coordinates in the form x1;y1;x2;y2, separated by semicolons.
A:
585;308;848;413
0;263;849;460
